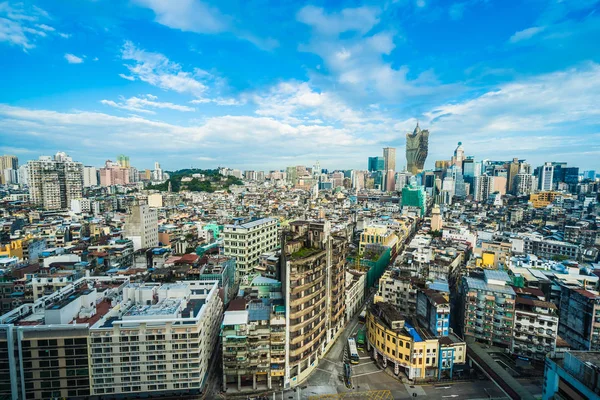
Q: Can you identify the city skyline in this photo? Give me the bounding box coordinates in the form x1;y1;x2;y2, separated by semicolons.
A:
1;1;600;170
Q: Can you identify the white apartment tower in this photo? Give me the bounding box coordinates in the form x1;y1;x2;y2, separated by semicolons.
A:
27;152;84;210
83;166;98;187
538;162;554;191
89;281;223;397
124;204;159;250
223;218;279;282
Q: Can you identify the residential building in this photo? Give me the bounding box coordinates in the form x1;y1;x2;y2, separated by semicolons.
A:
0;155;18;171
27;152;84;210
123;204;159;251
401;181;427;217
83;166;98;187
514;173;534;196
461;270;516;347
99;160;130;186
558;285;600;351
88;281;222;398
406;123;429;175
543;351;600;400
281;220;347;387
416;288;450;337
221;276;285;391
512;289;558;361
529;191;565;208
366;301;466;381
345;270;366;321
377;270;422;315
474;175;494;202
223;218;279;282
359;225;397;255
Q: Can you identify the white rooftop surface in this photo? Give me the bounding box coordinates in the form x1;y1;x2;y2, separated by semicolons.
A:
123;298;183;319
223;310;249;326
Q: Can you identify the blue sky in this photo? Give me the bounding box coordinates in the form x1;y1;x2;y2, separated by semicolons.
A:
1;0;599;171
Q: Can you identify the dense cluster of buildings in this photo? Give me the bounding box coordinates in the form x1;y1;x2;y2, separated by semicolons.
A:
1;123;599;398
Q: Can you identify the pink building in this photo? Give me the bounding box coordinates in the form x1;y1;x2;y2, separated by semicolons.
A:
99;160;130;186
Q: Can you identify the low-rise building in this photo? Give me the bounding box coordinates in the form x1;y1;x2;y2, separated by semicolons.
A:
366;301;466;381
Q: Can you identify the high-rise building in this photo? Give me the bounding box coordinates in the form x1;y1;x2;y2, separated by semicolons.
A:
89;281;222;398
0;278;223;400
153;161;163;181
223;218;279;282
123;203;159;251
281;220;347;387
116;154;130;168
99;160;130;186
537;162;554;191
368;156;385;172
514;173;534;196
27;152;83;210
558;285;600;351
406;123;429;175
507;158;521;194
17;164;28;186
473;175;494;202
383;147;396;174
83;166;98;187
0;155;18;170
129;166;139;183
221;277;286;391
286;166;298;185
461;270;516;347
401;180;427;216
451;142;465;169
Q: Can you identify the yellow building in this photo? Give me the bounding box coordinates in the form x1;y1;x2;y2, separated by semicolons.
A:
359;226;397;255
529;191;570;208
366;301;466;381
0;238;25;260
474;241;512;269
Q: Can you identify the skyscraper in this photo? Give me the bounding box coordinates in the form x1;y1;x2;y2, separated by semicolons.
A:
474;175;494;202
507;158;521;194
383;147;396;173
27;152;83;210
537;162;554;191
368;156;385;172
451;142;464;169
406;123;429;175
116;154;130;168
0;155;18;170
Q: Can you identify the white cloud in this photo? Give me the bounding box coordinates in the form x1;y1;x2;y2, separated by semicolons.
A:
101;94;195;114
297;6;452;101
421;63;600;163
64;53;84;64
296;5;380;36
133;0;278;50
58;32;70;38
121;41;209;97
0;104;371;167
119;73;135;81
0;3;61;50
509;26;546;43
